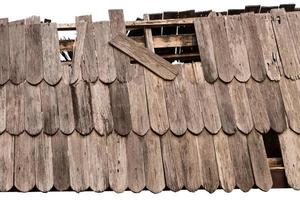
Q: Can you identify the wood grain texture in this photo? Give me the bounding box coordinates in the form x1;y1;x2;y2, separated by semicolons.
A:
90;81;114;135
51;131;70;191
41;82;59;135
161;131;184;191
194;18;218;83
41;23;62;85
228;132;254;192
241;12;266;82
0;133;14;191
127;64;150;136
256;13;282;81
143;14;155;52
68;131;89;192
126;132;146;192
107;132;128;192
76;15;98;82
24;83;43;135
0;19;10;85
209;14;235;83
9;20;26;84
0;86;6;133
272;9;300;80
245;79;270;133
87;131;109;192
144;130;165;193
260;78;286;133
247;130;273;191
110;34;178;81
94;21;116;83
213;130;235;192
214;80;236;134
226;15;251;82
25;23;43;85
70;81;93;135
35;133;53;192
6;83;25;135
228;79;253;134
14;133;35;192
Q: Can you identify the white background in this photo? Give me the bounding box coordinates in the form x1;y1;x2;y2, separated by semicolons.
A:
1;0;299;199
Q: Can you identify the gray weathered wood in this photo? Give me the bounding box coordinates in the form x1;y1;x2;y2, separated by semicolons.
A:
68;131;89;192
14;133;35;192
24;83;43;135
9;20;26;84
107;131;128;192
94;21;116;83
143;14;155;52
51;131;70;190
6;83;25;135
144;130;165;193
90;81;114;135
35;133;53;192
247;130;273;191
41;23;62;85
87;131;109;191
126;132;146;192
241;12;266;82
0;133;14;191
127;64;150;135
194;18;218;83
0;86;6;133
226;15;251;82
0;19;10;85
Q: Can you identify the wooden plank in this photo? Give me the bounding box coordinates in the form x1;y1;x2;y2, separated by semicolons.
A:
143;14;155;52
94;21;116;83
25;23;43;85
109;9;133;82
194;63;221;134
14;133;35;192
197;130;219;193
107;131;128;192
228;132;254;192
279;77;300;133
0;86;6;133
70;81;93;135
56;82;75;134
127;64;150;136
51;131;70;190
245;79;270;133
41;82;59;135
0;133;14;191
35;133;53;192
68;131;89;192
126;132;146;192
24;83;43;136
41;23;62;85
271;9;300;80
161;130;184;191
110;34;178;81
228;79;253;134
87;131;109;192
214;80;237;134
144;130;165;193
9;20;26;84
241;12;267;82
287;11;300;71
76;15;98;82
278;129;300;189
256;14;282;81
226;15;251;82
213;130;235;192
209;14;235;83
260;78;286;133
90;81;114;135
6;83;25;135
247;130;273;191
0;19;10;85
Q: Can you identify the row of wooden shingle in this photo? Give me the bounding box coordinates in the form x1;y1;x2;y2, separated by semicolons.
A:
0;129;272;192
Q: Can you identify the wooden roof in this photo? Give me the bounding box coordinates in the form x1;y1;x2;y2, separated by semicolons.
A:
0;6;300;193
